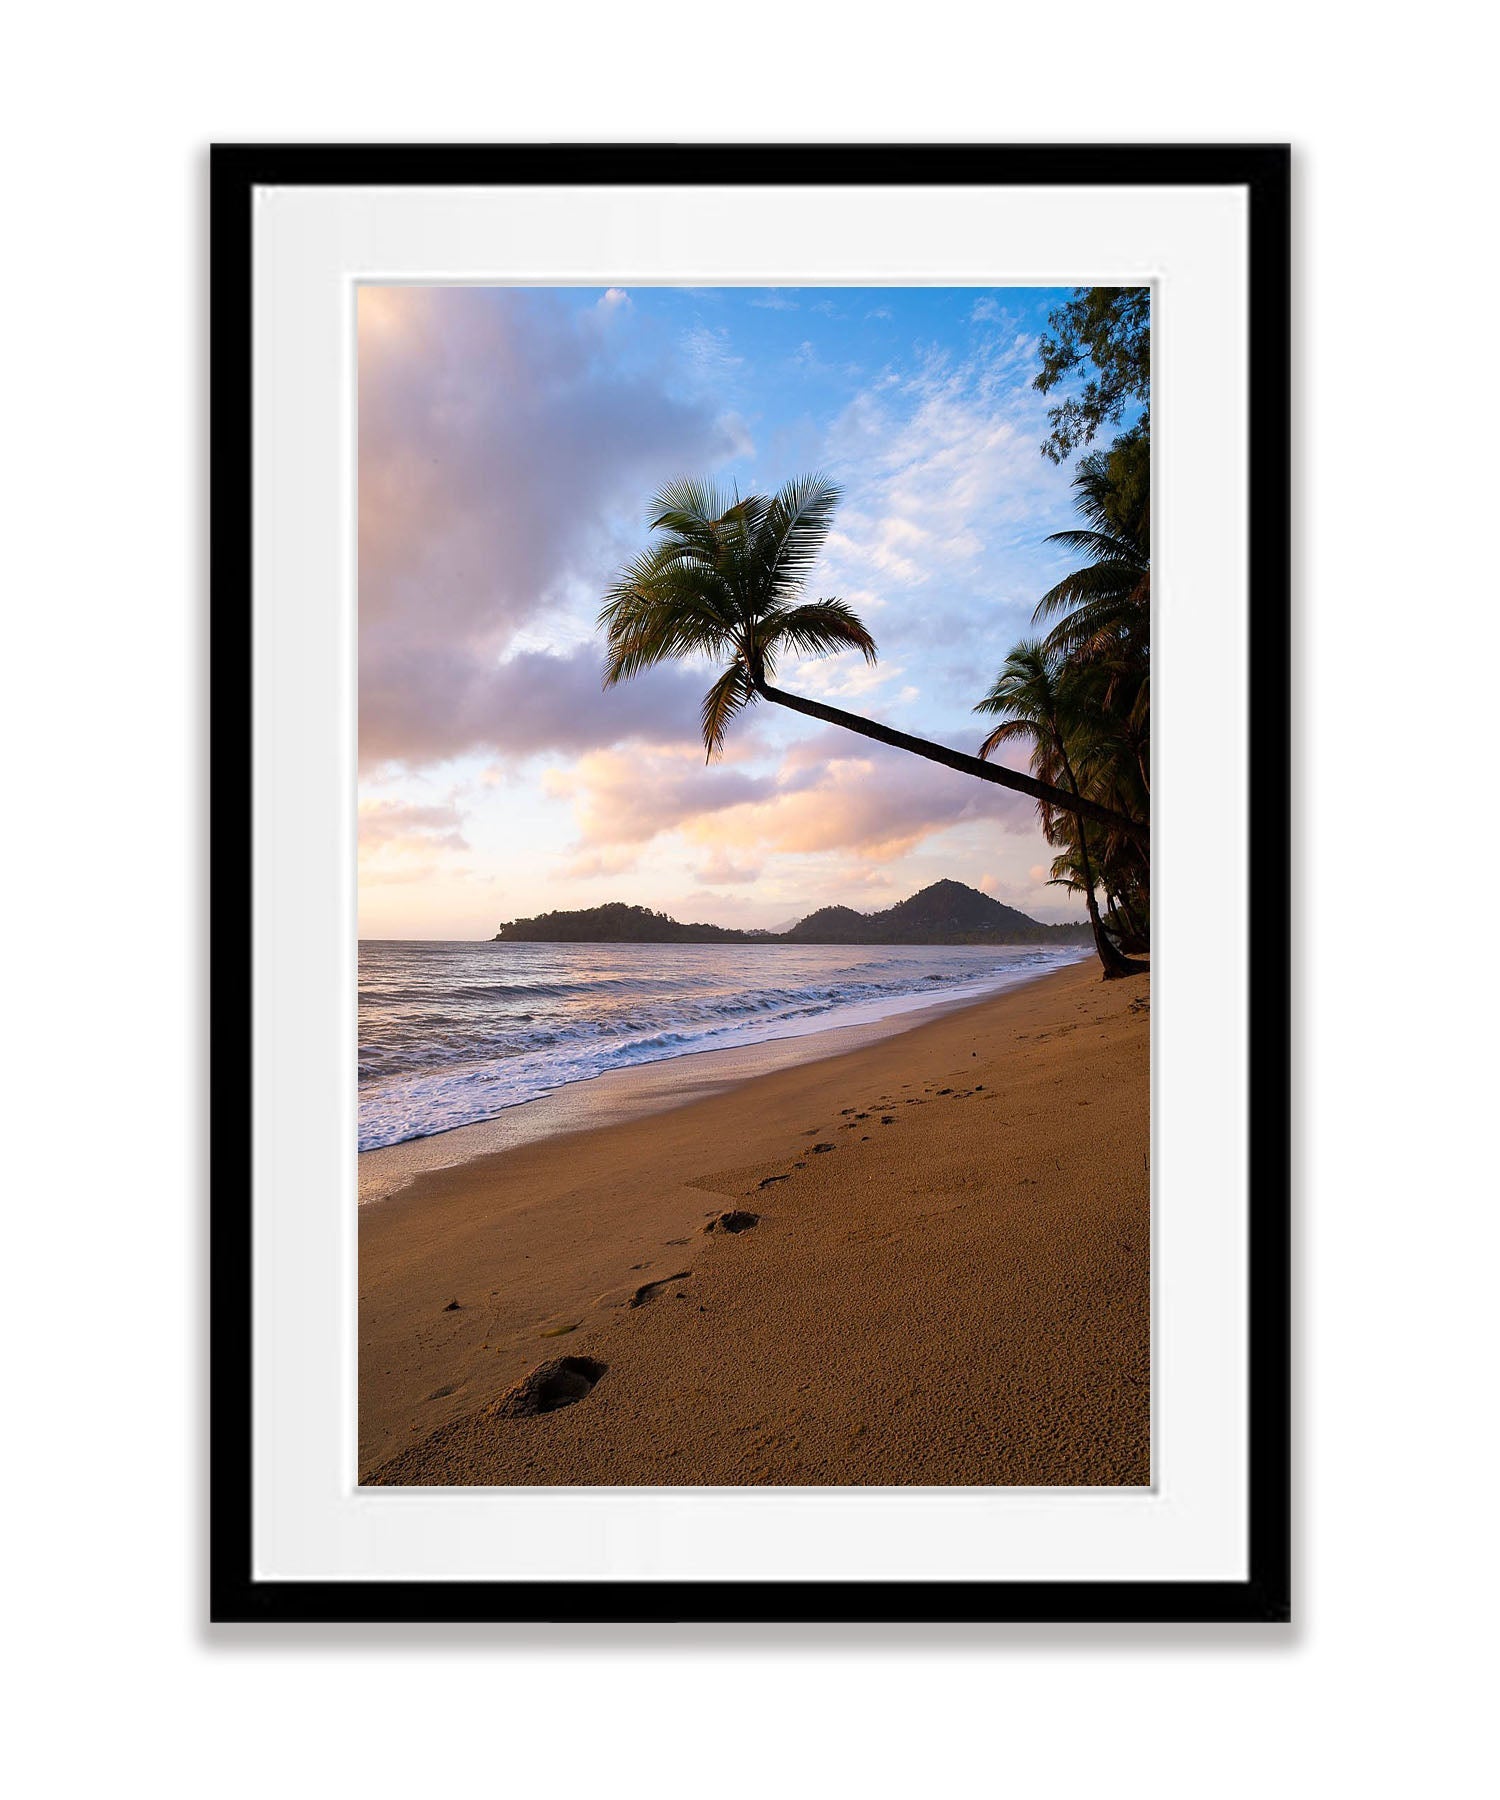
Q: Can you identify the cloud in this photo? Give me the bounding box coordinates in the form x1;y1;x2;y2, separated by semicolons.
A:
693;852;762;887
792;340;861;380
748;292;799;311
358;799;468;852
826;333;1054;542
360;641;711;770
693;748;1031;861
358;797;472;886
358;287;739;770
556;727;1035;868
792;658;907;702
547;744;778;845
681;323;744;380
826;395;1042;587
807;332;1073;699
559;846;642;881
826;512;933;584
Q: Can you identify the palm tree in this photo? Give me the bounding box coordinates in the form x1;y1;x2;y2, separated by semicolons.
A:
975;640;1146;978
1033;433;1150;660
1033;434;1151;795
599;474;1144;839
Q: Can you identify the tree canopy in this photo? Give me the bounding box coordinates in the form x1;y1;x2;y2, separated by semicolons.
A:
598;474;875;759
1033;288;1150;463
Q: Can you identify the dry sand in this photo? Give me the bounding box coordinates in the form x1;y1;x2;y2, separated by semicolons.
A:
360;959;1150;1486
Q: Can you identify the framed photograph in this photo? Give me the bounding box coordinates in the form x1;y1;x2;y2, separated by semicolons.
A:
211;143;1289;1623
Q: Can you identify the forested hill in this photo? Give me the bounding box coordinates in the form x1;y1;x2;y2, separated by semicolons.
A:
489;902;765;943
781;879;1086;944
492;882;1091;946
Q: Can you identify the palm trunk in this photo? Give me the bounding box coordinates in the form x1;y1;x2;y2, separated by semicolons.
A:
1053;739;1149;980
1067;817;1138;978
1081;865;1133;976
1116;890;1149;947
1106;886;1149;954
755;678;1146;843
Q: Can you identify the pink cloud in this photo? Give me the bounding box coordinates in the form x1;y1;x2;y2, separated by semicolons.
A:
556;730;1035;868
693;853;763;887
358;799;468;854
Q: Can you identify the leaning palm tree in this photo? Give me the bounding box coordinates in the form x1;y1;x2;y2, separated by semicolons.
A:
599;474;1143;838
975;640;1146;978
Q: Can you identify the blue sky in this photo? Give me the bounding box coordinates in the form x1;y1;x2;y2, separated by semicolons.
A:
358;284;1101;937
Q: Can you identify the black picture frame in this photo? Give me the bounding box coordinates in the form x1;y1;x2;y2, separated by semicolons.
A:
210;143;1290;1626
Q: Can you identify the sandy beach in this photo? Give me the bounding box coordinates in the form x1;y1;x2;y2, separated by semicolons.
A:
360;959;1149;1486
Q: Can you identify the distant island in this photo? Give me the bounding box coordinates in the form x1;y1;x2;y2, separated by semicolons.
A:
492;879;1091;946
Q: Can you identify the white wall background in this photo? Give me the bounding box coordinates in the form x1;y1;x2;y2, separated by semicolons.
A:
3;5;1494;1795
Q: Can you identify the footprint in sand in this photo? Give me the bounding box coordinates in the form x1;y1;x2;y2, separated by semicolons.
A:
811;1143;835;1154
704;1210;759;1235
627;1270;693;1307
487;1356;608;1419
758;1172;790;1189
593;1269;692;1310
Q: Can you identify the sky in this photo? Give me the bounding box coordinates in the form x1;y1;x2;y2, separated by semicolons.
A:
358;283;1097;939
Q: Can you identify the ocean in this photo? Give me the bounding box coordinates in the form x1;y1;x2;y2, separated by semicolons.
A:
357;938;1091;1152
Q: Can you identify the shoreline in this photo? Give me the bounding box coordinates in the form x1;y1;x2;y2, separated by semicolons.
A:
359;950;1091;1205
360;959;1150;1485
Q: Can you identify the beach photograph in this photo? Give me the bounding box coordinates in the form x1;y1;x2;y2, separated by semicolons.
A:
26;22;1500;1785
358;282;1151;1486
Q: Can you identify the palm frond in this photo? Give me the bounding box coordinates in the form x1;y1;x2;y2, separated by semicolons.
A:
598;555;735;685
720;491;772;537
648;476;731;535
757;474;843;600
976;716;1035;760
764;596;877;665
699;662;754;760
1042;526;1142;564
1032;560;1142;623
644;477;734;577
974;641;1063;779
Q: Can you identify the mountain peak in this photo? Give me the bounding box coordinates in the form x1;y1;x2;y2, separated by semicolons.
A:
494;881;1087;945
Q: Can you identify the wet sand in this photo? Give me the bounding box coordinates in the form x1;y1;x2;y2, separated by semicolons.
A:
360;958;1150;1486
356;967;1092;1207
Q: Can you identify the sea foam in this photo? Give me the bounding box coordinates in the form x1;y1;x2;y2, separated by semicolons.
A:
357;939;1090;1151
